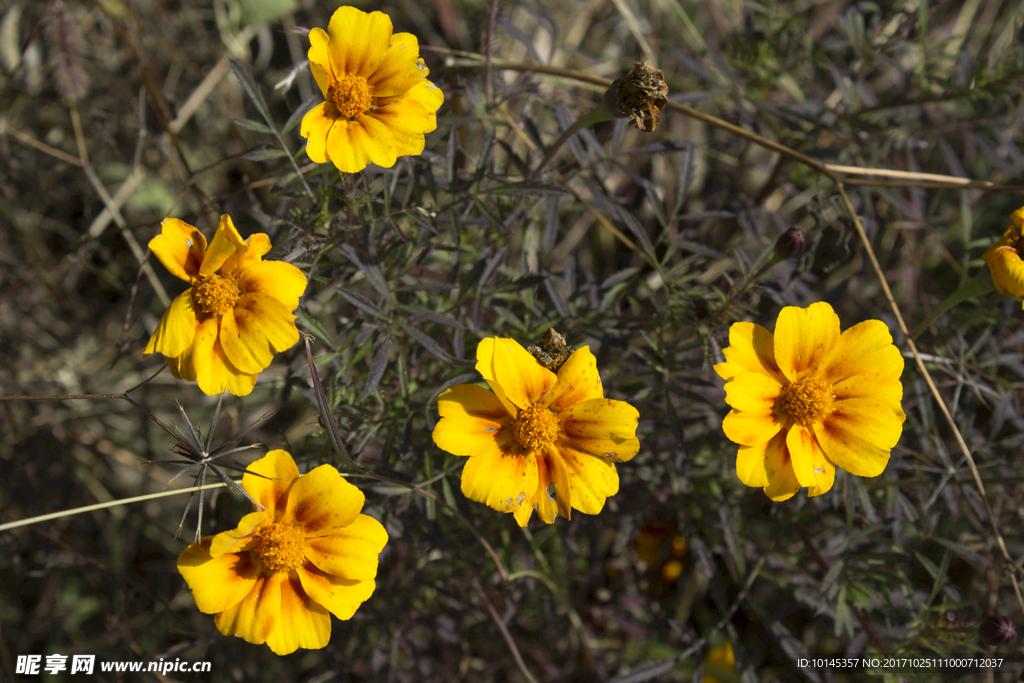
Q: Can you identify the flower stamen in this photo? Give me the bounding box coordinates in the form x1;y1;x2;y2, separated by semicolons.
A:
255;522;305;571
329;74;373;119
192;273;240;318
775;378;835;426
513;403;560;451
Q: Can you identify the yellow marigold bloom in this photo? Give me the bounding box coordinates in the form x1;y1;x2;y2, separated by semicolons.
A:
177;450;388;656
432;338;640;526
703;641;737;683
300;6;443;174
143;215;307;396
982;206;1024;303
714;302;905;501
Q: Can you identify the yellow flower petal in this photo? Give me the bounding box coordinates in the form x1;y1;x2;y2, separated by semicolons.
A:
982;228;1024;298
214;573;278;646
262;573;331;656
233;233;273;275
301;102;335;164
324;116;397;173
148;217;206;282
243;449;300;517
735;441;769;488
209;511;266;558
833;374;904;409
189;318;257;397
296;562;376;620
220;294;299;374
556;440;619;515
460;448;538;514
307;27;332;97
238;260;307;311
177;538;261;614
199;215;247;278
721;408;780;446
814;398;903;476
723;371;780;413
786;424;817;488
281;464;363;536
713;322;782;383
367;32;426;98
546;346;604;412
822;320;903;384
525;447;570;524
433;384;515;456
326;7;392;78
366;95;434;158
774;301;839;381
487;337;557;409
475;338;519;417
763;431;799;501
559;398;639;462
807;447;836;497
303;514;388;580
143;290;196;358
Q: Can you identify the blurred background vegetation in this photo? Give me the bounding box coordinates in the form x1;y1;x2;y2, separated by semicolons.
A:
2;0;1024;681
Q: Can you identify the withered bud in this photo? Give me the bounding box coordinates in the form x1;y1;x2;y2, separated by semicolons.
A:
527;328;572;373
774;228;807;260
979;616;1017;646
604;60;669;133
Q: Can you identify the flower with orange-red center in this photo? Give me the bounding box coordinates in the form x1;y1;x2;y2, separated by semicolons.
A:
300;6;443;174
714;302;905;501
432;338;640;526
177;450;388;655
143;215;307;396
983;206;1024;304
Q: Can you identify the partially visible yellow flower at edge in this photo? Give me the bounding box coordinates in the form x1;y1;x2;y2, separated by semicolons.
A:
432;338;639;526
143;215;307;396
300;6;444;174
177;450;388;656
714;302;905;501
703;641;737;683
982;206;1024;304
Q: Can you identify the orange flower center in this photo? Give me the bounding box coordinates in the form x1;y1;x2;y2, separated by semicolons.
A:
329;74;373;120
192;273;240;318
776;378;835;426
513;403;559;451
254;522;305;572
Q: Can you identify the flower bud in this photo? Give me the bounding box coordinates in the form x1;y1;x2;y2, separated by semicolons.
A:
774;227;807;260
979;616;1017;646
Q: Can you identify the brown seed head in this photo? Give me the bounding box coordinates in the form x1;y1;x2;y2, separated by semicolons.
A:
605;60;669;132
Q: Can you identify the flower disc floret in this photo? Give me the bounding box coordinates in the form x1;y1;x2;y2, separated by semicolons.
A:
142;214;308;396
300;6;444;174
255;523;304;571
177;450;388;656
714;302;905;501
432;337;640;526
776;378;834;426
514;404;560;450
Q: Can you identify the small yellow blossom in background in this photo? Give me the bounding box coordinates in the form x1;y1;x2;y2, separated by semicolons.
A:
703;641;737;683
982;206;1024;304
177;450;388;656
715;302;905;501
143;215;307;396
300;6;443;174
432;338;639;526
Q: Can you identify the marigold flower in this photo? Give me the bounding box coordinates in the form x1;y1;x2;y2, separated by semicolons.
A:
300;6;443;174
177;450;388;655
432;338;639;526
143;215;307;396
714;302;905;501
703;641;737;683
982;207;1024;303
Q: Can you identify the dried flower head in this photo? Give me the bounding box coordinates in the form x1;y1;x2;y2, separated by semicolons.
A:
605;59;669;132
527;328;573;373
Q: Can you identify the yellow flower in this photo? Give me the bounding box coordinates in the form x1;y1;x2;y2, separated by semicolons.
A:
703;641;737;683
714;302;905;501
982;206;1024;303
177;450;388;656
143;215;307;396
432;338;640;526
300;6;443;174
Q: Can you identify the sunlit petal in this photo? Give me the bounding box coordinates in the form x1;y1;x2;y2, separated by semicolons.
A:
774;301;840;381
303;515;388;579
